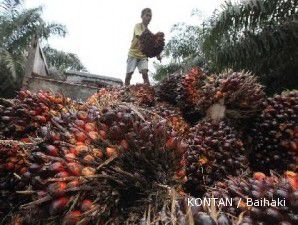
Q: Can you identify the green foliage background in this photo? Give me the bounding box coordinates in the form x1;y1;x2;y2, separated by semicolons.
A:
0;0;86;97
155;0;298;94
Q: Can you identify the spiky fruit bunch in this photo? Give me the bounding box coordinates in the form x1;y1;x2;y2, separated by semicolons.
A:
122;84;155;106
185;120;248;196
0;90;187;224
0;90;76;140
156;68;216;124
139;29;165;58
86;87;121;107
156;68;265;123
3;122;184;225
204;172;298;225
247;90;298;174
214;70;266;119
152;102;190;136
156;71;181;105
86;84;156;107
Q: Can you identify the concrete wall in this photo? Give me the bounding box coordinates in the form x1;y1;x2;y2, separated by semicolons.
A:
22;39;122;101
24;76;98;101
64;71;123;87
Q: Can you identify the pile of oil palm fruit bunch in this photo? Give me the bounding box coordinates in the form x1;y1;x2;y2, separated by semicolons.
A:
0;67;297;224
157;68;265;124
139;29;165;58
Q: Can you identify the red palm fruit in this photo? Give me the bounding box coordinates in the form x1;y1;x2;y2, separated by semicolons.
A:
69;148;78;156
52;97;63;104
99;130;107;140
67;179;80;188
28;110;37;116
284;171;298;189
19;167;28;175
75;119;85;129
81;199;93;212
75;144;88;155
34;107;43;115
77;111;88;121
50;197;69;215
9;157;18;163
106;147;118;157
48;182;67;196
75;132;87;142
177;141;188;154
88;131;99;140
49;162;65;173
84;139;91;145
176;169;186;178
165;137;177;150
20;137;31;143
120;139;129;150
85;123;96;132
35;115;47;123
5;162;14;170
37;92;47;101
83;155;95;163
65;153;76;162
55;171;70;178
75;145;88;155
82;167;96;176
76;141;85;146
64;210;82;225
19;90;28;98
50;132;61;141
254;172;267;181
67;162;82;176
41;105;49;112
17;159;24;165
46;145;59;157
92;148;103;159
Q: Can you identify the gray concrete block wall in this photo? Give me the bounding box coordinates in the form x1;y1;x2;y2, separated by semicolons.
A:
24;76;98;101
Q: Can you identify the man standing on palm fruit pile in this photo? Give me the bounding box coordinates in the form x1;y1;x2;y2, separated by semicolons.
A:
125;8;161;86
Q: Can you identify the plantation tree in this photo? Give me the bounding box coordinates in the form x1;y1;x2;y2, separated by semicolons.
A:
43;46;87;72
202;0;298;94
0;0;86;97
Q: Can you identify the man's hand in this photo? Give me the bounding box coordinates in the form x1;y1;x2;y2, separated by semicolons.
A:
156;54;162;62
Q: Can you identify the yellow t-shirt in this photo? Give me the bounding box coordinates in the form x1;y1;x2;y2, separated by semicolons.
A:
128;23;147;59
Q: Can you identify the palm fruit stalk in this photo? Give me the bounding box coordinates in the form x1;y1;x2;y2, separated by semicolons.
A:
204;172;298;225
247;90;298;174
185;120;248;196
139;29;165;58
139;188;239;225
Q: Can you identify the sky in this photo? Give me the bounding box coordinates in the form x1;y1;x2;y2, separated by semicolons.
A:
24;0;227;84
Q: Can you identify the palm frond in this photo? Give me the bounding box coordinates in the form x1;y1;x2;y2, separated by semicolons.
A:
43;45;87;72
